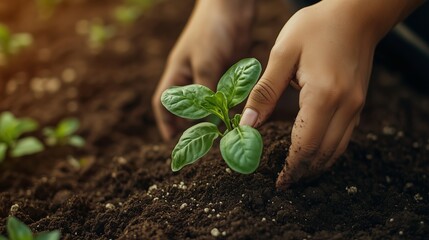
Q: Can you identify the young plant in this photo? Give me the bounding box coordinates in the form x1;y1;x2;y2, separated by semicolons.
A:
0;112;44;163
114;0;157;25
0;216;60;240
161;58;263;174
0;24;33;65
43;118;85;148
86;20;115;52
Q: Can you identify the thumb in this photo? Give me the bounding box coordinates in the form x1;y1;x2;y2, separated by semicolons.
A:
240;47;299;127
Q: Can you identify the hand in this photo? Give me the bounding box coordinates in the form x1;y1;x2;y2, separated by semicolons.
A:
240;0;422;189
152;0;255;141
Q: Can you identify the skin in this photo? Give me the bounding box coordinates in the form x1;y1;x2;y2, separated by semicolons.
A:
153;0;424;189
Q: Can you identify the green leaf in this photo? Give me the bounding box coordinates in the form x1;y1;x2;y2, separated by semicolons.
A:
55;118;79;138
0;112;18;143
34;230;60;240
11;137;44;158
68;135;85;148
7;216;33;240
217;58;262;108
16;118;38;136
0;235;8;240
0;112;38;144
161;84;215;120
171;122;220;171
202;92;228;119
0;143;7;163
220;125;263;174
231;114;241;128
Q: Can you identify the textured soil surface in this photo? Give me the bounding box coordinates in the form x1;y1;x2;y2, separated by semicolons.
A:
1;0;428;239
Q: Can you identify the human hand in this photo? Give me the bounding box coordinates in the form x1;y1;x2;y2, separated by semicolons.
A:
240;0;423;189
152;0;255;141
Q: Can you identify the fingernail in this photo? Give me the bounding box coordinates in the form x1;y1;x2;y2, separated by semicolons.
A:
240;108;258;127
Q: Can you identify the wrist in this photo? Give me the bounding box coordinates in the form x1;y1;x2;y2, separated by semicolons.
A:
324;0;424;42
196;0;256;24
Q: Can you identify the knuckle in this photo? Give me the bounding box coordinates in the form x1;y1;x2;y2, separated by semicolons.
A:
317;83;343;105
250;78;278;105
348;91;365;110
295;142;319;159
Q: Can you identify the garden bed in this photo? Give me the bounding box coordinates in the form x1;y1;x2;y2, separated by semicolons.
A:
1;0;428;239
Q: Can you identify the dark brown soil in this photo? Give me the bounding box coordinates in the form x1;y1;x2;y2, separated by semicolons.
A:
1;0;428;239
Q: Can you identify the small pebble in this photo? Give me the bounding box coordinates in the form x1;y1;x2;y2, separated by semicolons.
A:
346;186;358;195
105;203;115;210
366;133;378;141
210;228;220;237
10;204;19;213
382;126;396;135
414;193;423;202
389;218;394;222
180;203;188;210
204;208;210;213
225;168;232;174
261;217;266;222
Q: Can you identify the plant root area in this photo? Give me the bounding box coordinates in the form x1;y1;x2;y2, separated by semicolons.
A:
1;0;428;239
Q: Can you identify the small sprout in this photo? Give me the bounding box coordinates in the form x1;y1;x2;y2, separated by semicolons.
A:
36;0;62;19
81;20;115;52
161;58;263;174
0;24;33;65
43;118;85;148
0;112;44;163
114;0;157;25
0;216;60;240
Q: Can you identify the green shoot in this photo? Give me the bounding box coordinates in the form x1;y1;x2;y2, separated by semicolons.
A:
0;216;60;240
87;20;115;52
161;58;263;174
43;118;85;148
0;24;33;65
0;112;44;163
114;0;157;25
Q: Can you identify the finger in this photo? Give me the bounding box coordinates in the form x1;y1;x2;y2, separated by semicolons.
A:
240;43;300;127
276;83;339;190
152;58;192;141
310;97;362;171
324;118;357;169
191;52;224;91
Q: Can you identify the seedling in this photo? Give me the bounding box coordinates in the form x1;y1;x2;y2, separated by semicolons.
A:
0;216;60;240
0;112;44;163
43;118;85;148
161;58;263;174
114;0;157;25
86;20;115;52
0;24;33;65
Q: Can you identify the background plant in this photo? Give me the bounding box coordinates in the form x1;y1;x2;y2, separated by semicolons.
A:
79;19;115;52
0;24;33;65
0;216;60;240
43;118;85;148
114;0;157;25
0;112;44;163
161;58;263;174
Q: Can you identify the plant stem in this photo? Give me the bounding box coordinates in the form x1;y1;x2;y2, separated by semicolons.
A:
222;109;232;131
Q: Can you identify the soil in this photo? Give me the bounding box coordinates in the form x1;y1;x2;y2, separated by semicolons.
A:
1;0;428;239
